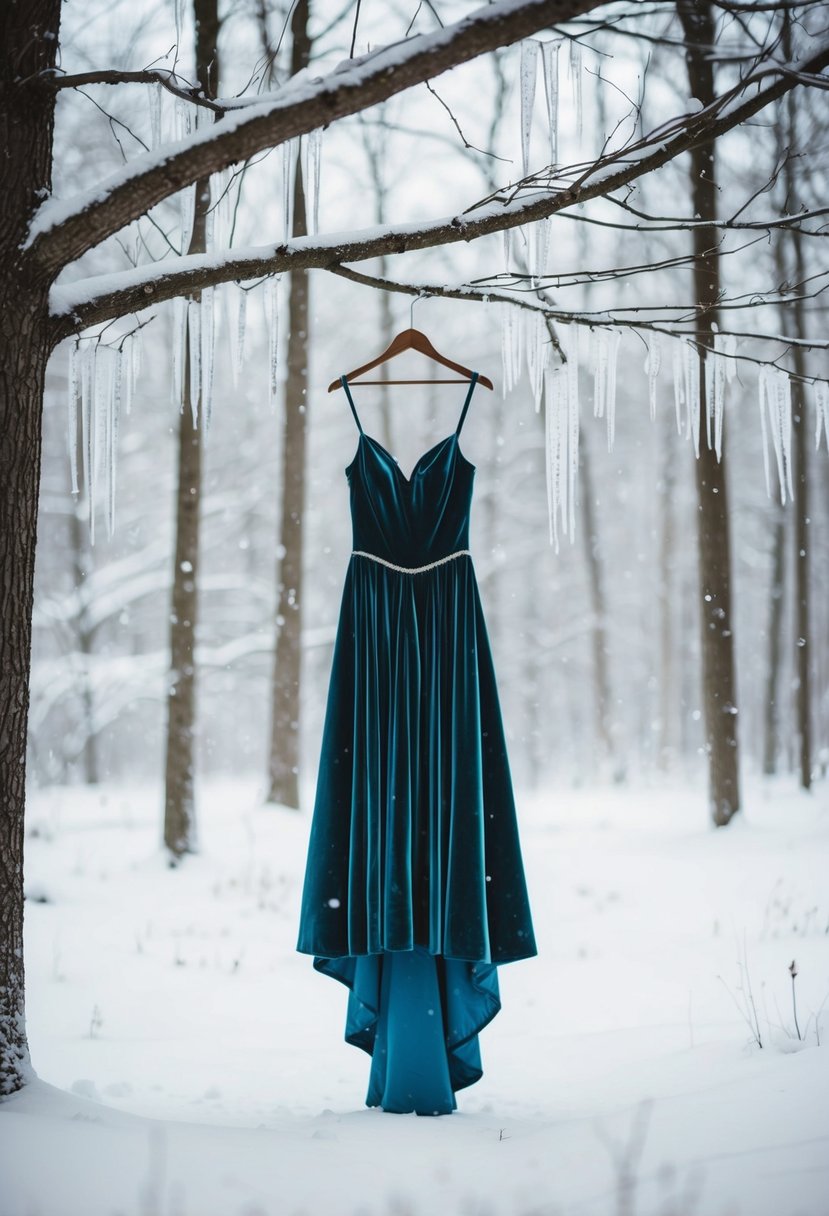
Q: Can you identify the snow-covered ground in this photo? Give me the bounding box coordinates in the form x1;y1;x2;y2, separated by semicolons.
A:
2;774;828;1216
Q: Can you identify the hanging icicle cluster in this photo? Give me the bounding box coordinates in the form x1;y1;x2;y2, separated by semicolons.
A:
67;335;141;545
758;365;794;505
669;336;701;455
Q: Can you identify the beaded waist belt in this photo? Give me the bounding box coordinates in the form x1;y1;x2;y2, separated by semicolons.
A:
351;549;471;574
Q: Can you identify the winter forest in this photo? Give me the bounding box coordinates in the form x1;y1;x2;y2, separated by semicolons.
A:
1;0;828;1213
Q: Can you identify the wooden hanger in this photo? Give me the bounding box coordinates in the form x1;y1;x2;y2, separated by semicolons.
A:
327;327;494;392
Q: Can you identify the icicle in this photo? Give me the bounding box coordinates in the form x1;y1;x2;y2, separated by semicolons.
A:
180;184;196;255
644;332;661;422
532;217;552;286
67;342;80;494
175;99;196;254
570;39;583;144
123;333;134;420
266;276;280;414
682;338;701;457
758;366;772;498
501;302;512;397
544;341;578;553
605;328;620;452
230;282;247;389
776;369;794;502
707;330;733;461
283;137;299;242
566;327;580;543
174;0;185;50
519;40;539;178
526;311;547;413
148;81;162;150
109;346;122;537
591;328;620;450
86;345;105;545
513;305;524;388
815;380;829;452
188;297;201;428
101;348;113;539
93;344;109;496
200;286;215;437
541;40;560;169
80;345;93;517
304;127;322;236
591;328;605;419
131;322;142;390
103;347;121;539
544;364;563;552
759;366;793;505
172;295;188;408
503;226;511;275
671;337;684;435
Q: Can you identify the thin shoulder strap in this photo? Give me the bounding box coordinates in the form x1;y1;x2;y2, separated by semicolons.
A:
341;375;364;435
455;371;480;437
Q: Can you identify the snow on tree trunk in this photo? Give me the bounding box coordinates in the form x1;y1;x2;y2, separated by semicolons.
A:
679;0;740;827
0;0;63;1096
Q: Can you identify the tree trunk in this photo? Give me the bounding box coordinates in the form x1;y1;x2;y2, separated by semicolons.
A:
678;0;740;826
163;0;221;860
267;0;311;809
163;336;203;858
780;16;812;790
0;0;62;1096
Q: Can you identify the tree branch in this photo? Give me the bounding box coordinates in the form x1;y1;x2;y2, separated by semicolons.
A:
49;29;829;342
25;0;612;277
41;67;223;112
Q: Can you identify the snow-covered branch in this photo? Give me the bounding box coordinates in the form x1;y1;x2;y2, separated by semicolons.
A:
26;0;612;277
51;31;829;341
327;265;829;378
41;67;222;112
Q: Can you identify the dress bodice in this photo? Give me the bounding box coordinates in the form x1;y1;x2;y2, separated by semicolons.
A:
341;376;479;568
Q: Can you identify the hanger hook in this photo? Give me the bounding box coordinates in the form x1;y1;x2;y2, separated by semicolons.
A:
410;291;431;329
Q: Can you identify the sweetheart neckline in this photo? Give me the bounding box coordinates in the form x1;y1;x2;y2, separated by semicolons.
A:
347;431;476;485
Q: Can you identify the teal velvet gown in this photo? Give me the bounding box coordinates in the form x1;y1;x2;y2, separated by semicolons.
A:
296;372;537;1115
